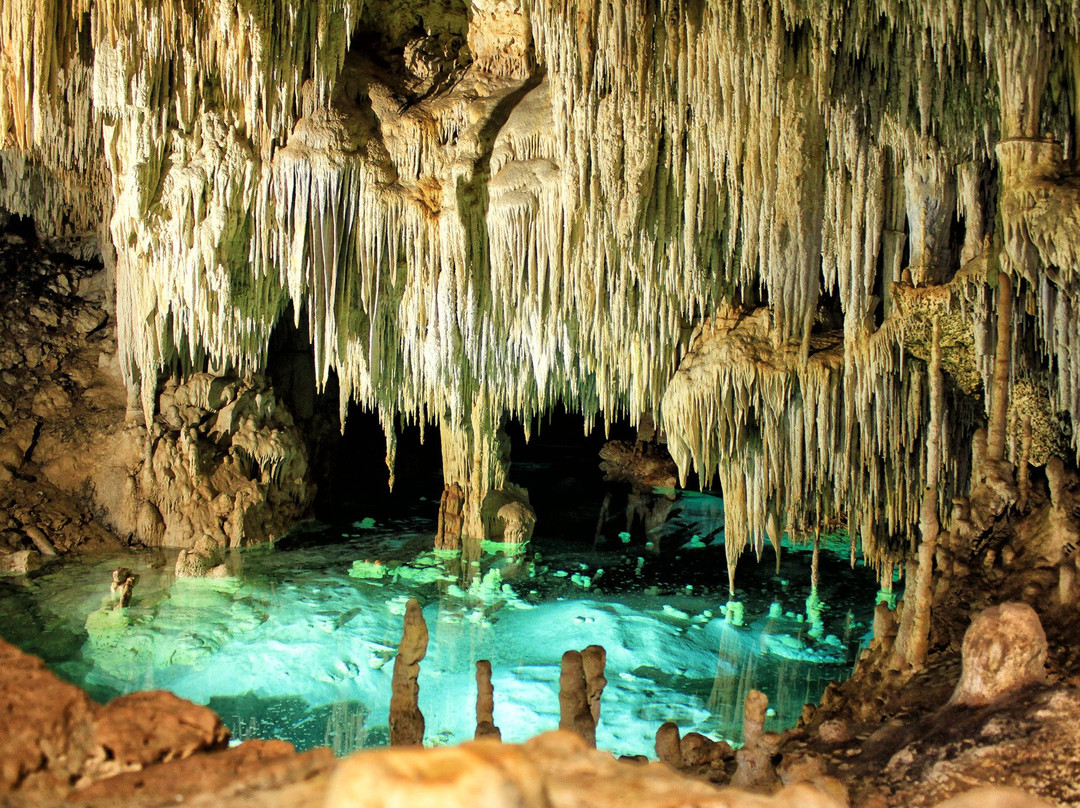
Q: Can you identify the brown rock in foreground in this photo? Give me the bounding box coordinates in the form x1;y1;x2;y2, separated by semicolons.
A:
326;730;846;808
0;638;97;794
0;635;1059;808
89;690;229;777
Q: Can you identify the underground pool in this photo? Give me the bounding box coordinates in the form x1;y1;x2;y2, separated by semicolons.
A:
0;490;880;759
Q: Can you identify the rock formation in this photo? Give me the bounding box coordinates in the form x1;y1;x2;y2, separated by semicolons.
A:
0;633;1067;808
475;659;501;741
949;603;1048;707
109;567;136;607
558;650;595;747
731;690;780;792
581;645;607;727
389;598;429;747
6;0;1080;543
4;0;1080;803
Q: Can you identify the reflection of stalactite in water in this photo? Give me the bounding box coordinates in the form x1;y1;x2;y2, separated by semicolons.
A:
706;610;841;739
765;656;805;732
324;702;369;757
707;622;758;739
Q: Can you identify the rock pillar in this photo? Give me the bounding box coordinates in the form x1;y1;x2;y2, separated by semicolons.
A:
389;599;429;746
439;394;535;546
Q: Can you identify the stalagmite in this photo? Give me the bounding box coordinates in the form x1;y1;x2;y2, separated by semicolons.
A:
389;599;429;747
580;645;607;727
436;483;465;551
475;660;501;741
110;567;136;608
731;689;778;791
558;650;595;747
655;722;682;768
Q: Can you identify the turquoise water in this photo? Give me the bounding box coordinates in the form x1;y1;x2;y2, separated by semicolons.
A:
0;493;877;758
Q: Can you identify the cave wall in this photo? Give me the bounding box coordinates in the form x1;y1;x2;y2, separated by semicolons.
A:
1;0;1079;554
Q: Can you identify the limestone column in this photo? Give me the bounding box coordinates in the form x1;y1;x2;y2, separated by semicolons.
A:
894;316;944;669
986;272;1013;463
994;12;1060;282
439;395;510;545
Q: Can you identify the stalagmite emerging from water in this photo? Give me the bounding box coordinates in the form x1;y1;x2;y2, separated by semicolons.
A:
558;650;595;747
389;598;429;746
475;660;501;741
581;645;607;726
110;567;136;608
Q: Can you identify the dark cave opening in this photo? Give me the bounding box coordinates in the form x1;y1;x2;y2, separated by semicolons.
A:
507;407;637;546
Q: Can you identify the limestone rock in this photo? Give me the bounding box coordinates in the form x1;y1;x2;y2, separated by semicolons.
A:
742;690;770;746
599;441;678;490
680;732;733;767
0;549;43;576
88;691;229;776
143;375;313;550
174;536;228;578
481;485;537;546
328;730;847;808
731;690;779;791
581;644;607;726
326;740;549;808
110;567;136;607
0;638;96;793
950;603;1047;706
655;722;682;768
436;482;465;550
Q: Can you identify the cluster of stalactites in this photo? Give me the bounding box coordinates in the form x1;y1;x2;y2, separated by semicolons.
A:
0;0;106;239
662;306;978;571
2;0;1079;506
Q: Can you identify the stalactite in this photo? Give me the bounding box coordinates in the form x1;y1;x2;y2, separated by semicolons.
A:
5;0;1080;561
663;305;951;575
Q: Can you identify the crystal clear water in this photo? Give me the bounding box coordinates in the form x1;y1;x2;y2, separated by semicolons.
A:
0;491;877;758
